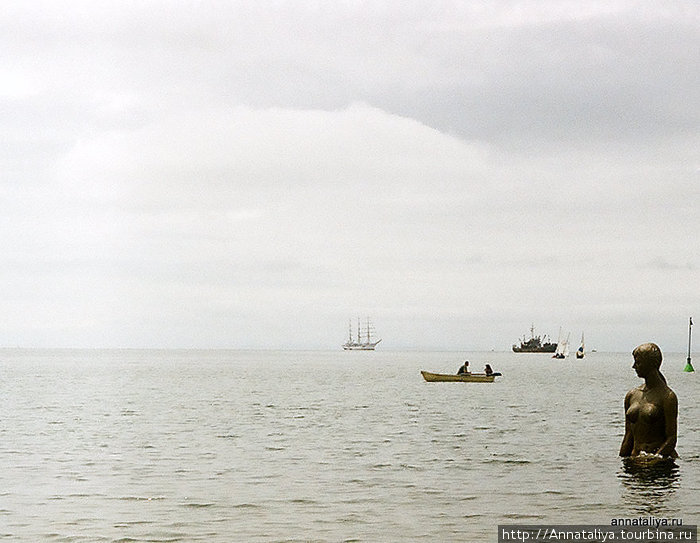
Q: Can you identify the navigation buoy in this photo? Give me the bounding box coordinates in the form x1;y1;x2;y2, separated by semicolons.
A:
684;317;694;372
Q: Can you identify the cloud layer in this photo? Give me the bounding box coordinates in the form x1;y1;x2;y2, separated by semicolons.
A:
1;1;698;350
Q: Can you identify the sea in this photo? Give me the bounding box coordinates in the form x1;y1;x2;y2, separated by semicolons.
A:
0;349;697;542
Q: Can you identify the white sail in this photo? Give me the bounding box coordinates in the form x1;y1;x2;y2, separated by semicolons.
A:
576;333;585;359
553;330;570;359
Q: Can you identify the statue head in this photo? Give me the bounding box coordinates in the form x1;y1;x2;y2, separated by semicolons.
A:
632;342;663;378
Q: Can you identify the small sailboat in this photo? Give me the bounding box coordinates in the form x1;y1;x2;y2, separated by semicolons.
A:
576;333;585;359
553;331;570;359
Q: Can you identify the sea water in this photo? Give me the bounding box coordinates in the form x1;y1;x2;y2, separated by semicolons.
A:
0;349;698;542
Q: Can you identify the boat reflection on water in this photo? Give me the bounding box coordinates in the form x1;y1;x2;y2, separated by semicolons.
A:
618;456;680;515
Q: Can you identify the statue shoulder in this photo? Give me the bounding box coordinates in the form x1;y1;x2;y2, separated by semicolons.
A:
665;386;678;404
625;385;642;399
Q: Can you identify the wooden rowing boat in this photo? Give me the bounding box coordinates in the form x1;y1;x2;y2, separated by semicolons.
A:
421;370;497;383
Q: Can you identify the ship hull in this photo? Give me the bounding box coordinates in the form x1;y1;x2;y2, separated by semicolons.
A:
343;341;381;351
512;344;557;353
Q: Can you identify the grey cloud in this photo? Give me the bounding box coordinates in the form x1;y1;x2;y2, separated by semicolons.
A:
643;258;695;271
0;1;698;349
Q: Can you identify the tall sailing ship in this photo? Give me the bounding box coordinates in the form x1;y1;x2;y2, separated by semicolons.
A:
512;325;557;353
343;317;382;351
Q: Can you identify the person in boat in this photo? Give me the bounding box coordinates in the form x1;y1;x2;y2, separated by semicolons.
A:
484;364;494;376
619;343;678;459
457;360;470;375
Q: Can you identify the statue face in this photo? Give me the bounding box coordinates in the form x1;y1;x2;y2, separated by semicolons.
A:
632;352;653;377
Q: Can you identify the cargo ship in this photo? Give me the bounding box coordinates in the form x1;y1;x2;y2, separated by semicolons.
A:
512;325;557;353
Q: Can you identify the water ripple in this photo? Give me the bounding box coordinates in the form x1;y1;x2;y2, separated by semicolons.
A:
1;349;697;543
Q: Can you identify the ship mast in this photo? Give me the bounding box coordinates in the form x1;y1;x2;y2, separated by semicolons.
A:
357;317;361;343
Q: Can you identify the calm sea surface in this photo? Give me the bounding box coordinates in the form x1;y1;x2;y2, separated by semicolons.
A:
0;349;698;542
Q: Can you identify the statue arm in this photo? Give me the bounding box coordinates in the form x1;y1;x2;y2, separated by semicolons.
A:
655;391;678;457
619;391;634;457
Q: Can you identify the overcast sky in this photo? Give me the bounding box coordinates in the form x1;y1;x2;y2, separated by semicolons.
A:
1;1;698;351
